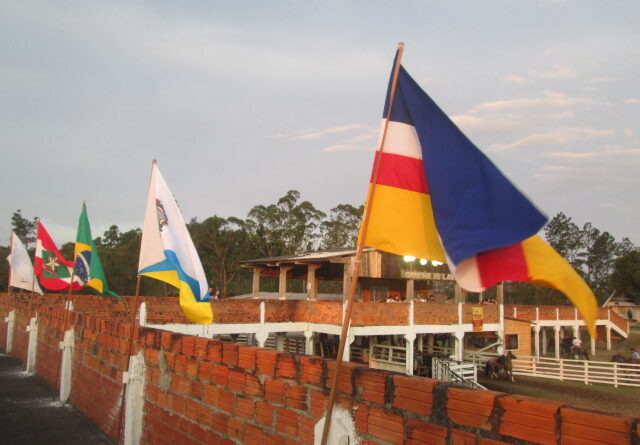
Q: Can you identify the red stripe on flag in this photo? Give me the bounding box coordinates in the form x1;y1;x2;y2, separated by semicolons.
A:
371;151;429;194
476;242;530;288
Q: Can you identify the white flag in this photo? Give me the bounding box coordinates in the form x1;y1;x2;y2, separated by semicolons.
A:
138;161;212;324
7;232;44;295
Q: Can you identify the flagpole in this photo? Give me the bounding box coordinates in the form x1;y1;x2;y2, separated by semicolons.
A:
320;41;405;445
8;232;13;294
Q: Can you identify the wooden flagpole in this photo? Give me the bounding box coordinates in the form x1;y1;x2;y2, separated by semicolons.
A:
320;42;405;445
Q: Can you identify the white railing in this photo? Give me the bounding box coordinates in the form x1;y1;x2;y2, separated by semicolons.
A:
432;356;485;390
463;351;640;388
369;343;407;373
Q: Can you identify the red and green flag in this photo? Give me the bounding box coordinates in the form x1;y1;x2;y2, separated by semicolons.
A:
34;221;83;291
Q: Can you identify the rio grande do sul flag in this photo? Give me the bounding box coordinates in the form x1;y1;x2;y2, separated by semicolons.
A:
362;50;598;337
34;221;83;291
7;232;43;295
138;161;213;324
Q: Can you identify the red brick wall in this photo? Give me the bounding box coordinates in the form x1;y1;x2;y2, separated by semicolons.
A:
1;294;639;445
352;301;409;326
414;302;458;325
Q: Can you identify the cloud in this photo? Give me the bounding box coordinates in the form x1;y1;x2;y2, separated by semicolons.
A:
583;76;617;85
291;123;369;140
539;65;576;79
624;129;633;137
544;148;640;160
623;98;640;104
470;91;606;113
501;74;530;84
322;144;372;152
450;113;520;133
490;127;614;152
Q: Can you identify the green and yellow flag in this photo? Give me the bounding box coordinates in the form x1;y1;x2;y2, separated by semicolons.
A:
74;203;119;298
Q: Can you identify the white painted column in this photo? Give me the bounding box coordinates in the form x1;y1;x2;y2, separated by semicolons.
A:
59;328;75;402
417;334;424;353
541;327;548;355
26;316;38;373
406;279;415;301
533;326;540;358
123;351;146;445
5;310;15;354
606;325;612;351
427;334;434;354
342;334;355;362
275;333;286;351
590;335;596;357
573;325;580;341
498;304;505;347
138;302;147;326
304;331;314;355
256;302;268;347
404;333;416;376
453;332;464;361
554;326;561;359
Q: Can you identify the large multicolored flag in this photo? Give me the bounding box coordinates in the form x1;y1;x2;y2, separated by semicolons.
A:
138;162;213;324
7;232;44;295
362;52;598;336
74;203;119;298
34;221;83;291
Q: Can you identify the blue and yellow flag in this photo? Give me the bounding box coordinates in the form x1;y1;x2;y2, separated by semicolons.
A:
74;203;119;298
138;162;212;324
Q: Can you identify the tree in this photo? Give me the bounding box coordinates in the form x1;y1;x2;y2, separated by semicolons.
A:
245;190;326;257
610;251;640;304
320;203;364;249
11;209;38;250
544;212;583;271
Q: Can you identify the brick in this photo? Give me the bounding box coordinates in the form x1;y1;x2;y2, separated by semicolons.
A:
276;408;299;437
227;417;244;440
211;412;229;434
194;336;209;358
353;403;368;434
238;346;257;371
244;424;265;445
213;365;229;386
560;407;633;445
203;383;219;406
257;349;279;376
447;387;499;430
406;418;447;445
228;369;246;392
451;428;477;445
265;379;288;404
300;356;325;386
236;396;255;420
245;373;263;396
367;407;404;445
392;375;435;416
499;395;563;445
256;401;276;428
285;385;307;410
198;361;213;382
299;415;316;445
218;388;234;413
355;369;386;404
207;340;223;362
276;353;297;379
326;361;361;395
181;336;196;356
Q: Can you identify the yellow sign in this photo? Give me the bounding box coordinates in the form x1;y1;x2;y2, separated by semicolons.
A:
472;307;484;332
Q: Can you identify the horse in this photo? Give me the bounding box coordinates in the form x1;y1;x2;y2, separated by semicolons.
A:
560;336;575;357
611;354;640;364
569;346;590;361
485;351;517;382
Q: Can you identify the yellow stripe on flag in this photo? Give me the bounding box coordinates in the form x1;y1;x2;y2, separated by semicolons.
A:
522;235;598;338
363;184;446;262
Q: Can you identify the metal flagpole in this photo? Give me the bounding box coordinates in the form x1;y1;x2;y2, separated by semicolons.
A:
320;42;405;445
8;231;13;294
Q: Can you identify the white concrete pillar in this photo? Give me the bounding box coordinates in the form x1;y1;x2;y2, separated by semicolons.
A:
59;328;75;402
123;351;146;445
342;334;355;362
404;333;416;376
256;332;268;348
606;325;612;351
454;332;464;361
304;331;314;355
26;316;38;373
573;325;580;341
590;335;596;357
533;326;540;358
427;334;434;353
417;334;424;353
554;326;561;359
541;327;548;355
275;333;286;351
4;310;15;354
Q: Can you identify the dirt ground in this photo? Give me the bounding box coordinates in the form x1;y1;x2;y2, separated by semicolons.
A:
478;327;640;417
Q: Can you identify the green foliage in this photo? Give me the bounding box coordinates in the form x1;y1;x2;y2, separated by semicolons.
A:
610;251;640;304
321;203;364;249
11;209;38;250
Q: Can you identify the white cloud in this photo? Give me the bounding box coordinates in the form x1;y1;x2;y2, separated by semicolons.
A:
290;124;370;140
501;74;530;84
322;144;372;152
544;148;640;160
471;91;606;113
539;65;576;79
623;98;640;104
624;129;634;137
490;127;614;152
583;76;616;85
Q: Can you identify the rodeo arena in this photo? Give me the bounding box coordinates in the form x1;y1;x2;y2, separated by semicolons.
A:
3;46;640;445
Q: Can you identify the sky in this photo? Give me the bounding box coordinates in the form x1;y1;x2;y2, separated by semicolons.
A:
1;0;639;247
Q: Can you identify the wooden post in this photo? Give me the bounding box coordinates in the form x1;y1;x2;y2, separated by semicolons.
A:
278;265;293;300
306;264;320;300
320;41;405;445
252;267;262;298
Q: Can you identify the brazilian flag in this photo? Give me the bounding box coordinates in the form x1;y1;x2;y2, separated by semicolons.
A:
74;203;120;298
